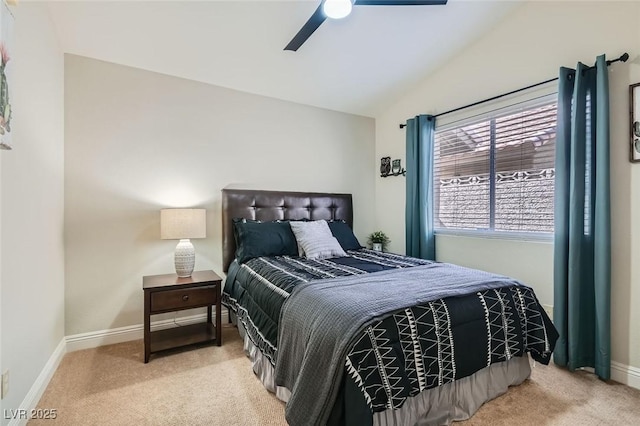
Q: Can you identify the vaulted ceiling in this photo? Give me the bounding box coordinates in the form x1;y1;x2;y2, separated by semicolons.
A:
48;1;522;117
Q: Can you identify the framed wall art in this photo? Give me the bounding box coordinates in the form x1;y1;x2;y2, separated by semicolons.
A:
0;0;13;151
630;82;640;163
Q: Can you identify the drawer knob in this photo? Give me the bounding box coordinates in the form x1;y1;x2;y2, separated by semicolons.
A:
182;295;189;301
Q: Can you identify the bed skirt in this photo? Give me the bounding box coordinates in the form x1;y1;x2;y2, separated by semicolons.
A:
234;314;532;426
236;318;292;402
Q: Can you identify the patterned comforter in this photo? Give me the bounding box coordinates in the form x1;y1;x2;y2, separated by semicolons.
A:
221;250;557;425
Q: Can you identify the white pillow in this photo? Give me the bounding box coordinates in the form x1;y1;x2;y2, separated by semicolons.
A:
289;220;346;259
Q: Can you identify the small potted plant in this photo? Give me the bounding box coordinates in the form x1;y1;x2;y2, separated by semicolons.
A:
367;231;390;252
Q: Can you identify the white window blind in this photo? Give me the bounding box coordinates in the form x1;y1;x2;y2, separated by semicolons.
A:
434;96;557;235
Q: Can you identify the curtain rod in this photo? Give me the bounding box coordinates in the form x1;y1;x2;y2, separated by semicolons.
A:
399;52;629;129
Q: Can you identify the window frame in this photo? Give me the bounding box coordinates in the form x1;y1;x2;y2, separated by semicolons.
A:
433;93;557;242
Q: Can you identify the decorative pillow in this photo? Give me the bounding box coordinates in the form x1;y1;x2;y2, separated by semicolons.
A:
328;220;362;251
233;219;298;264
289;220;346;260
284;217;310;240
289;220;332;256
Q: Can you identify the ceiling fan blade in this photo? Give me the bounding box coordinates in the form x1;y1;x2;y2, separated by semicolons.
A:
354;0;447;5
284;3;327;52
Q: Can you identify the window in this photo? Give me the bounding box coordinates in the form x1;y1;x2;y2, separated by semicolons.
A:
434;96;557;236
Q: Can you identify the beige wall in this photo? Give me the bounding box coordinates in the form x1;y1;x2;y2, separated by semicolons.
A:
436;235;554;309
629;1;640;380
375;0;640;377
64;55;376;336
0;52;3;419
0;3;65;422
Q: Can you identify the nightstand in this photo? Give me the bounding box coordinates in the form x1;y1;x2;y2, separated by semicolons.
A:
143;270;222;363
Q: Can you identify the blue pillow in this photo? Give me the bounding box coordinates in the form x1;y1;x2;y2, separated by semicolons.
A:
328;220;362;251
233;220;298;264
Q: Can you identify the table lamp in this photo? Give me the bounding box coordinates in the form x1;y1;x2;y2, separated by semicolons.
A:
160;208;206;277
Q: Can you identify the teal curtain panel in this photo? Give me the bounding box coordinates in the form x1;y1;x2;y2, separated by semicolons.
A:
553;54;611;380
405;114;436;260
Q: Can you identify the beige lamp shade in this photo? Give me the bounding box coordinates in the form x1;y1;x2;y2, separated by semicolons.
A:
160;209;206;240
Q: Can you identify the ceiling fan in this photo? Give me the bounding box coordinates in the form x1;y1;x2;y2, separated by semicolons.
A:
285;0;448;52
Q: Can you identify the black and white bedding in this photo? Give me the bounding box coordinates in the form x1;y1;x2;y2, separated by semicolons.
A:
222;249;431;364
222;249;557;426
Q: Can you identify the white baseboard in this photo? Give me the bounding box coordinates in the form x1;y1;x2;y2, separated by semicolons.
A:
538;305;639;390
7;338;66;426
66;309;228;352
540;305;639;390
611;361;640;390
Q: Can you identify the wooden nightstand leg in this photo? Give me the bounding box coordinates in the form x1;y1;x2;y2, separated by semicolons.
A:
207;305;212;324
216;295;222;346
144;290;151;363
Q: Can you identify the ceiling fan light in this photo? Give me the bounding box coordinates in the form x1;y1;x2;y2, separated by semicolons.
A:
323;0;353;20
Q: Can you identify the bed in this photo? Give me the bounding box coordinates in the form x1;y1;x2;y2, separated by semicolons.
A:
221;188;558;426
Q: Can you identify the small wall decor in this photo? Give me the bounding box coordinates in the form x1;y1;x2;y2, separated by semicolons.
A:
0;1;13;151
391;159;405;176
630;82;640;163
380;156;391;176
380;157;406;177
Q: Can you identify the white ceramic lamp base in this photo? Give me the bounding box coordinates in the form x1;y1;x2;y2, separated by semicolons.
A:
174;239;195;277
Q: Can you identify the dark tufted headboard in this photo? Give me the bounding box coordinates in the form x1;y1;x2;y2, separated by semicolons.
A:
222;188;353;272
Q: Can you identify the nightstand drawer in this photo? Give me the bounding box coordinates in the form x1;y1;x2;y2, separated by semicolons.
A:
150;286;216;312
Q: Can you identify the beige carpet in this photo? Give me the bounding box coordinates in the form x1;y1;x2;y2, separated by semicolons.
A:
31;323;640;425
